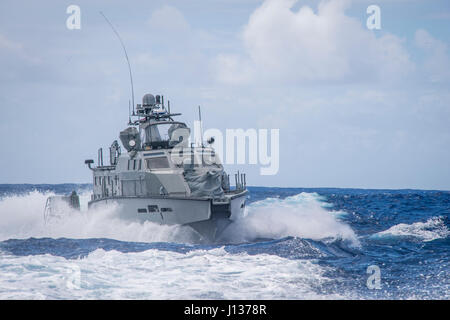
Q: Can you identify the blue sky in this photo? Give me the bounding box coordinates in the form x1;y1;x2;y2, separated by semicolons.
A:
0;0;449;190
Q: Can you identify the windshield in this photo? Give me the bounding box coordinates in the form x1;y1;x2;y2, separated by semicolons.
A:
140;122;189;149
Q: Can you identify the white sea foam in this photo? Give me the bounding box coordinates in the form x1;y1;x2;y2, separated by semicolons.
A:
0;190;358;245
223;193;359;246
0;190;195;243
371;216;449;242
0;247;348;299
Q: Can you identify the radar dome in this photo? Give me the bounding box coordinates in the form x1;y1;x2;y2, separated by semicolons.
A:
142;94;156;107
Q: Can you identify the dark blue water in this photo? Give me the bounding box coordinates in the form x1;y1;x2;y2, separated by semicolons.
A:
0;184;448;299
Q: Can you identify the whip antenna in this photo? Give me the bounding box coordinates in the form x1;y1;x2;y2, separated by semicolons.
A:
100;11;135;113
198;105;204;147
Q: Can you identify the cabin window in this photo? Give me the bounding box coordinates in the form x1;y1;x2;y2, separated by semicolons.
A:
146;157;170;169
161;207;173;212
133;159;137;170
148;205;159;212
137;208;147;213
138;159;142;170
127;160;131;170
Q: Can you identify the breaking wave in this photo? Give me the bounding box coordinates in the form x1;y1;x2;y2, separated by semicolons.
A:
222;193;359;246
370;216;449;242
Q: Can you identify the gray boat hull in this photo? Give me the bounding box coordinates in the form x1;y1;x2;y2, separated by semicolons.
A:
88;191;247;241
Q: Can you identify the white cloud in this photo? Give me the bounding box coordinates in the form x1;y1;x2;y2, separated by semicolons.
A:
214;0;413;85
147;5;191;34
0;33;22;51
0;32;41;64
415;29;450;83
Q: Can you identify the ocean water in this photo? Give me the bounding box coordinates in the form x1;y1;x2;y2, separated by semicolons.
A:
0;184;448;299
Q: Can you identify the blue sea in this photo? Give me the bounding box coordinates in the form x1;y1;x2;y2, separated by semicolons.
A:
0;184;448;299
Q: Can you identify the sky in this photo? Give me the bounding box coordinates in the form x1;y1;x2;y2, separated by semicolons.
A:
0;0;449;190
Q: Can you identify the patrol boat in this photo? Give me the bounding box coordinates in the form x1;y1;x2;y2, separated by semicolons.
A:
83;93;247;241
